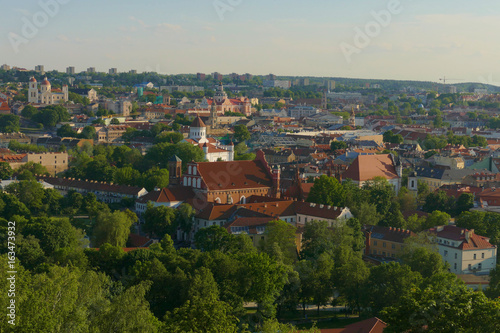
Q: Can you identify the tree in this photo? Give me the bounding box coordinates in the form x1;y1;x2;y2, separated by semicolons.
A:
0;114;20;132
233;124;251;142
423;190;455;215
80;126;96;140
456;193;474;215
334;256;369;313
175;203;196;234
57;124;76;137
307;175;346;206
143;204;177;238
163;268;239;332
330;140;348;151
381;275;500;333
300;220;336;260
24;217;84;256
5;180;46;214
194;225;235;252
362;177;395;217
96;281;161;332
110;118;120;124
486;264;500;299
91;210;135;247
0;162;13;179
15;162;49;177
141;167;169;191
383;130;404;144
350;201;381;226
260;219;297;265
362;262;422;315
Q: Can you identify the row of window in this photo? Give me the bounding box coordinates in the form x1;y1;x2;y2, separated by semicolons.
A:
444;251;485;260
373;241;399;250
372;250;396;258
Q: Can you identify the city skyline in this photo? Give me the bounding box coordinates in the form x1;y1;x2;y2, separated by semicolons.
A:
2;0;500;85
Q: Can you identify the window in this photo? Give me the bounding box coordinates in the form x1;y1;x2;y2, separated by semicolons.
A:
455;253;458;259
478;263;482;270
454;263;457;270
188;166;192;174
383;242;386;248
392;244;396;249
474;254;476;260
482;253;485;259
444;250;448;256
374;240;378;246
468;264;471;270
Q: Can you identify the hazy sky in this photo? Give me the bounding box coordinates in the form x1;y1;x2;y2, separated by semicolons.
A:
2;0;499;84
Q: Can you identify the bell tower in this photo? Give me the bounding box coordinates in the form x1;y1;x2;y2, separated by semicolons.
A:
168;155;182;186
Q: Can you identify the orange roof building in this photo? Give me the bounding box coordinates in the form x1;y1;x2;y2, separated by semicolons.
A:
342;154;402;194
427;225;497;275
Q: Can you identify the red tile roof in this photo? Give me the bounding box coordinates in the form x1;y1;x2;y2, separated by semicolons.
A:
196;160;273;191
343;154;399;181
427;225;495;250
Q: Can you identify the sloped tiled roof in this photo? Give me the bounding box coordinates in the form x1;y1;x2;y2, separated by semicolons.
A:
343;154;399;181
197;160;273;191
427;225;495;250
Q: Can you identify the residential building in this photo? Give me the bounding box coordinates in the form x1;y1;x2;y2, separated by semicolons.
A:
87;67;96;73
34;65;44;73
37;176;147;204
104;100;132;116
364;225;416;259
342;154;402;194
261;149;296;164
428;225;497;275
109;68;118;75
96;125;129;143
0;152;68;175
408;166;481;192
0;133;30;148
70;88;98;102
28;77;68;104
263;80;291;89
66;66;75;75
288;105;320;118
135;187;195;217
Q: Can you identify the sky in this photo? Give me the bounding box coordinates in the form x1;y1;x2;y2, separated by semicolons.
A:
1;0;499;84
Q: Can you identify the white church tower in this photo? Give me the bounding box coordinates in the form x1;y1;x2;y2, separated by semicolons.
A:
40;77;52;104
28;77;38;103
189;116;208;144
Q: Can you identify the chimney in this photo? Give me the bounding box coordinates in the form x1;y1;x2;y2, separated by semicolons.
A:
365;231;371;256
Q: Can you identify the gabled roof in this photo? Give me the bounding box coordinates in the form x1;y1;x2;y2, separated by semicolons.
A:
427;225;495;250
343;154;399;181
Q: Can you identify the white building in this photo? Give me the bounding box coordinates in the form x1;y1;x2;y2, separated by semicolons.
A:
288;105;320;118
184;117;234;162
428;225;497;275
28;77;68;104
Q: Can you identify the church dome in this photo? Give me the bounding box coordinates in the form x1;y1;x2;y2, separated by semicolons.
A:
30;77;37;82
41;78;50;86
